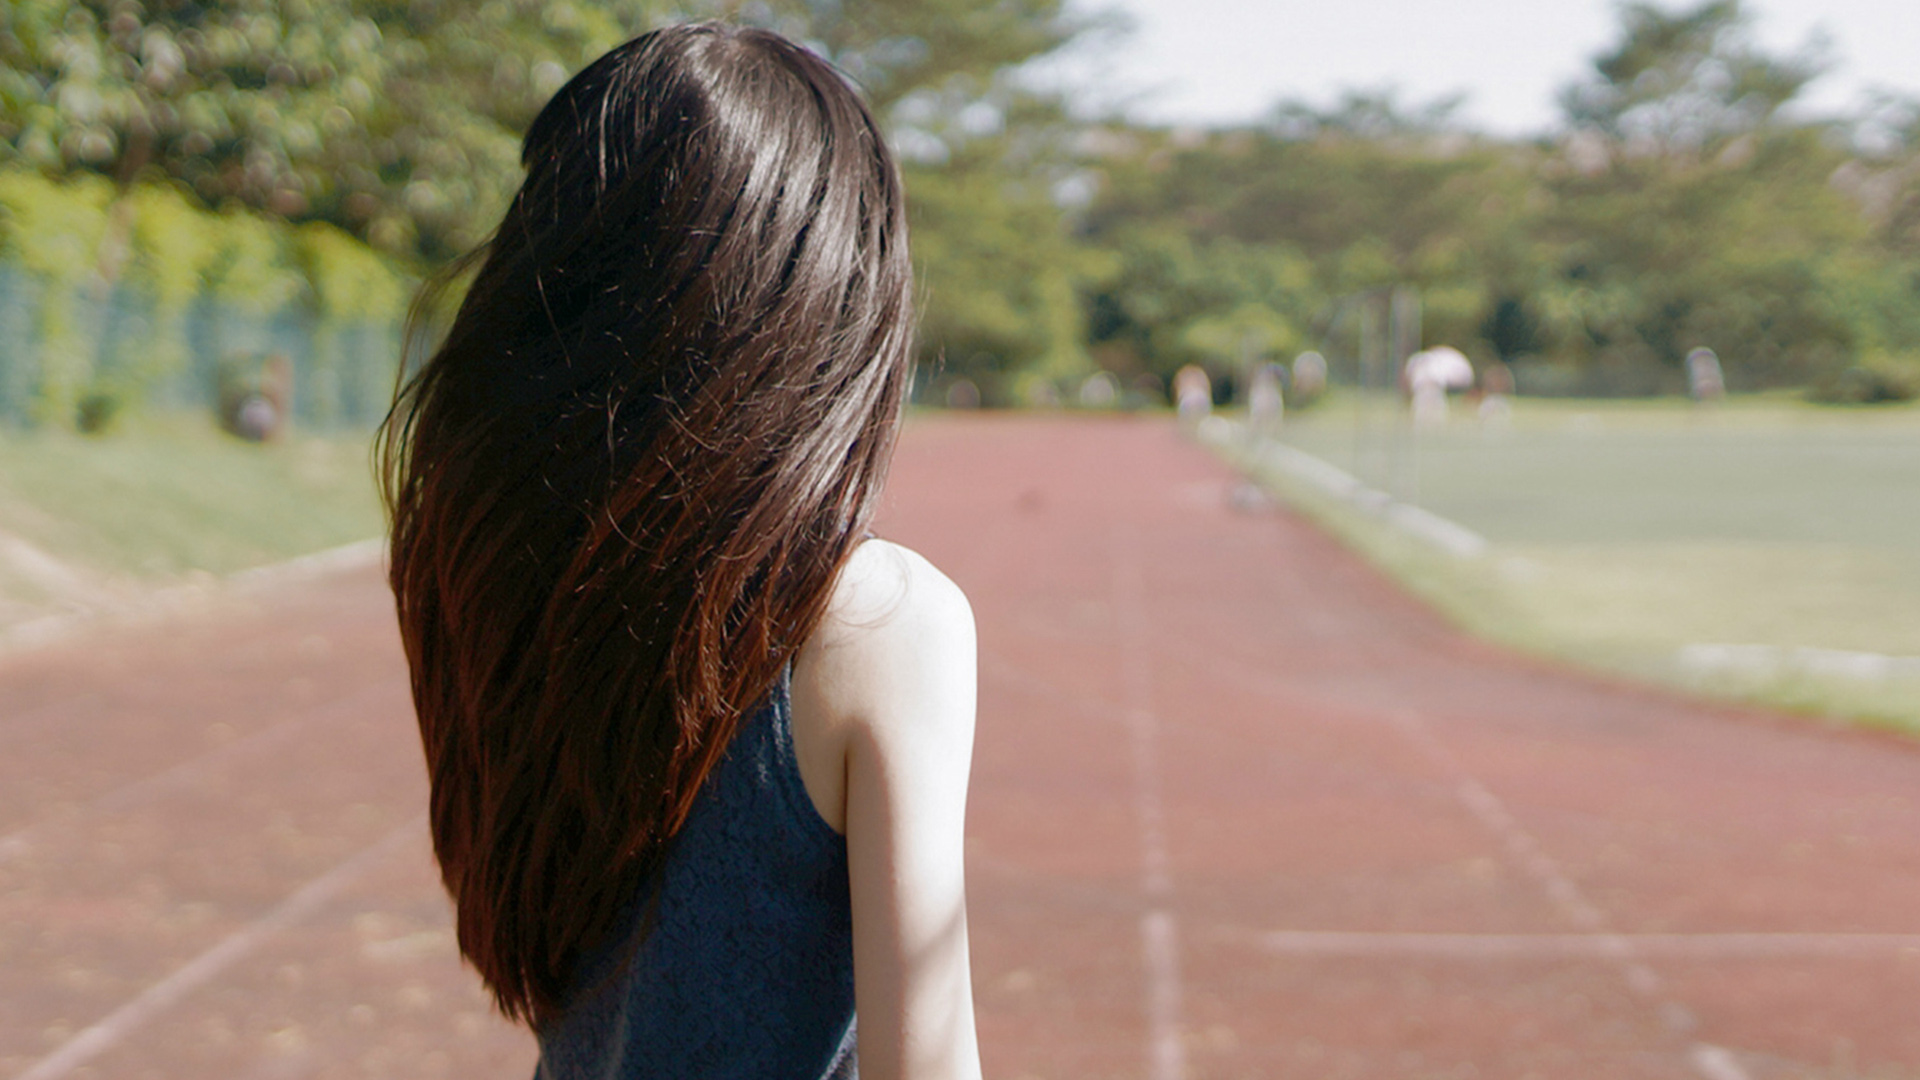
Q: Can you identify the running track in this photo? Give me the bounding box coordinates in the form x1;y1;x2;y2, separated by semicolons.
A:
2;415;1917;1079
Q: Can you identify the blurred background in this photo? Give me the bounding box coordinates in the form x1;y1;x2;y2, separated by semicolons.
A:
3;1;1919;1076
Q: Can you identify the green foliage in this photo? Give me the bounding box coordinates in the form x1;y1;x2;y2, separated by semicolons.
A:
1080;126;1512;386
128;183;220;306
0;168;411;427
11;0;1918;406
1068;0;1920;397
125;182;221;392
75;386;120;432
1808;352;1920;404
1268;88;1467;141
1082;218;1320;386
0;0;1096;408
1559;0;1826;151
907;146;1103;402
0;169;113;422
882;64;1100;403
698;0;1082;112
0;0;1084;264
293;221;404;319
0;0;663;260
202;208;302;310
1179;303;1301;369
0;168;114;281
1529;126;1868;390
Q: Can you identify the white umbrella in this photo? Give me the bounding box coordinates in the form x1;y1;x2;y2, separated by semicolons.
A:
1406;346;1474;390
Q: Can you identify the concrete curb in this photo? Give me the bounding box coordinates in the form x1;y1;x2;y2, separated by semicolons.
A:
1678;643;1920;684
226;537;387;591
1203;422;1917;694
0;536;386;658
1226;429;1490;559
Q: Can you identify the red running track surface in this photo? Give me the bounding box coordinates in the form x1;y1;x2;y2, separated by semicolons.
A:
3;414;1918;1080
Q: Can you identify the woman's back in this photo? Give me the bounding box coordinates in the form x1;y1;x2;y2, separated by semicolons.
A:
535;669;857;1080
536;538;978;1079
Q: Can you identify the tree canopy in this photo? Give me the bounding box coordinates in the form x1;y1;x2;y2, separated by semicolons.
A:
0;0;1081;260
1067;0;1920;399
3;0;1919;425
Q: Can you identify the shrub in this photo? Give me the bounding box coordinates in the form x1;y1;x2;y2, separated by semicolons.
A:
1808;354;1920;405
75;389;123;433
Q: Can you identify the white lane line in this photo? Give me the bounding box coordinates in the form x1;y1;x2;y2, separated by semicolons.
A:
1256;930;1920;960
1141;910;1185;1080
1386;708;1752;1080
1691;1043;1754;1080
1184;652;1770;1077
12;815;424;1080
1006;634;1873;1068
0;682;402;866
1112;526;1186;1080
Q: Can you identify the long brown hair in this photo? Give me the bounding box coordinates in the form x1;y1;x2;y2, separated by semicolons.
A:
378;23;914;1027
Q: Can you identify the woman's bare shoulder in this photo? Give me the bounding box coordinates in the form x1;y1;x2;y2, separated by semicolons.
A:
822;540;971;651
803;539;974;721
789;540;981;1077
788;539;975;831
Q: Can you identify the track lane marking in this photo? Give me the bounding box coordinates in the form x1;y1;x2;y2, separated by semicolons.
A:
1252;930;1920;959
1112;525;1186;1080
980;590;1916;1078
11;815;425;1080
1384;707;1752;1080
1130;640;1763;1079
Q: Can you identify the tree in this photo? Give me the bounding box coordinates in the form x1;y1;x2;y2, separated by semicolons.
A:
1528;1;1867;390
1558;0;1828;153
701;0;1081;115
1;0;1099;399
0;0;669;261
0;0;1089;262
670;0;1096;402
1533;126;1865;390
1079;123;1528;379
1268;87;1467;143
900;90;1108;403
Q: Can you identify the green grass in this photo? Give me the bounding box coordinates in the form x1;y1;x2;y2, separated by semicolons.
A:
0;414;384;586
1231;392;1920;734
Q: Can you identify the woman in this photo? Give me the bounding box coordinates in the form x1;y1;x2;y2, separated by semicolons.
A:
379;24;980;1079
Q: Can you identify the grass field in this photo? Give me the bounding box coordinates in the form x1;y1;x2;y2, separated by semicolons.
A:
0;414;383;620
1229;392;1920;733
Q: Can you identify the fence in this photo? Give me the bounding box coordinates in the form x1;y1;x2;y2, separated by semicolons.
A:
0;262;404;431
1311;285;1425;501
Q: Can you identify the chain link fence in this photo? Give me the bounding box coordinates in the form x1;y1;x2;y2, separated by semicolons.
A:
0;262;403;432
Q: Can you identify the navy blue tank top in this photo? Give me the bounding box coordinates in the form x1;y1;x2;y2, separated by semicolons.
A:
534;668;858;1079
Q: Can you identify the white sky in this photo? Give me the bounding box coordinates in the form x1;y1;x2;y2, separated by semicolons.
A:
1045;0;1920;135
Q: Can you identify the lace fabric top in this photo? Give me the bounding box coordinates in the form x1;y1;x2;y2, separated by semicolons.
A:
534;668;858;1079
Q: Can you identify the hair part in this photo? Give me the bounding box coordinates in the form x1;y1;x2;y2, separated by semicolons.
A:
379;23;913;1027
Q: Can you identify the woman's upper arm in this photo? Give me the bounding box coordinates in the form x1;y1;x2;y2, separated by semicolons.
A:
799;540;982;1080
